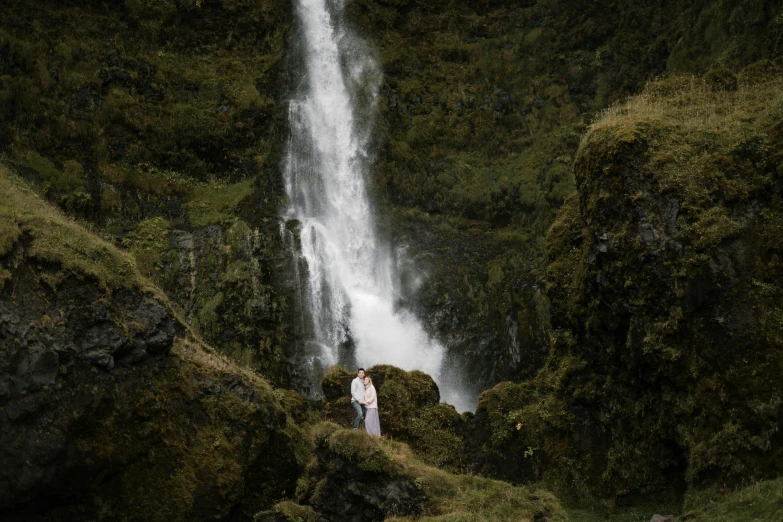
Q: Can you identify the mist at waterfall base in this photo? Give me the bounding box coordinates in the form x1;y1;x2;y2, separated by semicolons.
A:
282;0;475;413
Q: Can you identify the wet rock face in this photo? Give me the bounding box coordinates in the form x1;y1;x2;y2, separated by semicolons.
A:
0;266;175;398
393;213;550;392
158;219;296;387
538;112;783;495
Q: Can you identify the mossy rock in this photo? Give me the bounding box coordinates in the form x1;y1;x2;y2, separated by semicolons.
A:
254;501;318;522
368;364;440;438
296;423;567;522
320;364;440;441
467;72;783;501
321;365;354;401
739;59;781;85
407;403;466;470
704;67;738;91
320;365;471;472
0;163;307;519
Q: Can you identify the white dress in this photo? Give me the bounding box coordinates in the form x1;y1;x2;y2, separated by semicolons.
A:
363;385;381;436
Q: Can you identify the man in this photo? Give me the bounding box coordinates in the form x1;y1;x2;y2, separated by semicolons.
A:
350;368;366;429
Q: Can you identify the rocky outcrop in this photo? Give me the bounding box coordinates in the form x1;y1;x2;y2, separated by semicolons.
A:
0;0;299;387
294;422;566;522
297;425;425;522
0;169;306;520
466;73;783;500
320;365;470;471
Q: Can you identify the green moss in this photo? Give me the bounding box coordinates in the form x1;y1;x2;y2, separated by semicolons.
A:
682;477;783;521
64;336;308;521
704;67;738;91
407;404;465;470
0;162;149;293
303;423;567;522
256;501;318;522
185;177;255;227
122;216;172;278
495;71;783;501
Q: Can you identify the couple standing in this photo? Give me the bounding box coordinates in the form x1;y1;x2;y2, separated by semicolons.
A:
350;368;381;436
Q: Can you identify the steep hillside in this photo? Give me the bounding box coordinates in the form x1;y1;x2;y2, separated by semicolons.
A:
2;1;781;396
0;164;308;520
0;0;298;386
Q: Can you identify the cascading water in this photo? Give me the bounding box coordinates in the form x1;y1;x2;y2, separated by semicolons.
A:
283;0;471;412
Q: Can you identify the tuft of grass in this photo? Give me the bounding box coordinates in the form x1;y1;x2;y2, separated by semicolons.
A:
185;177;255;227
682;478;783;521
172;336;274;399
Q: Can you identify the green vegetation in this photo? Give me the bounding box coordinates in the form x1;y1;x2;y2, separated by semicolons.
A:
68;336;304;520
682;477;783;521
2;0;783;518
298;423;567;522
185;177;255;227
468;70;783;502
343;0;783;386
0;155;306;520
0;0;295;385
565;477;783;521
0;161;149;293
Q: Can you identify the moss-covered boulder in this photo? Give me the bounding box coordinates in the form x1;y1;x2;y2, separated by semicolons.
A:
295;422;566;522
367;364;440;438
0;166;307;520
468;73;783;501
321;364;440;436
254;501;318;522
320;365;471;471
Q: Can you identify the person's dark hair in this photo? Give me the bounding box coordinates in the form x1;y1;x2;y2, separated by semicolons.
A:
357;368;365;373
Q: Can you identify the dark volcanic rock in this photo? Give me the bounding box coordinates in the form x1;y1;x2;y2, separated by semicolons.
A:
0;182;305;520
296;424;425;522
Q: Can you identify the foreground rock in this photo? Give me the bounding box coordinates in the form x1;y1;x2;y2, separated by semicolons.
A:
292;422;565;522
0;170;306;520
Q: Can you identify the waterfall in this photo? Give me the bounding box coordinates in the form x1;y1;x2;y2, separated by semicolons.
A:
283;0;471;411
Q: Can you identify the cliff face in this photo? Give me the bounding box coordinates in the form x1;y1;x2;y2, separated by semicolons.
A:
346;0;783;389
2;0;781;393
0;166;307;520
0;0;299;385
471;69;783;500
2;0;783;513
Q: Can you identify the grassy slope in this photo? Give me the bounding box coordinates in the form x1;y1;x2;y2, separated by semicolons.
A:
305;423;568;522
0;156;311;519
0;0;296;383
0;160;152;293
566;477;783;521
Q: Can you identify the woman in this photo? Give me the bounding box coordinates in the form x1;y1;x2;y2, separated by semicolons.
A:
363;376;381;437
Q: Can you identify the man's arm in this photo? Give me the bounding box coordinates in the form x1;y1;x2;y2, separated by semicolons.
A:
350;379;361;401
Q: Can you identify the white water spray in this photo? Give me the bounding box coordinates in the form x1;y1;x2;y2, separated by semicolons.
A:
283;0;471;411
